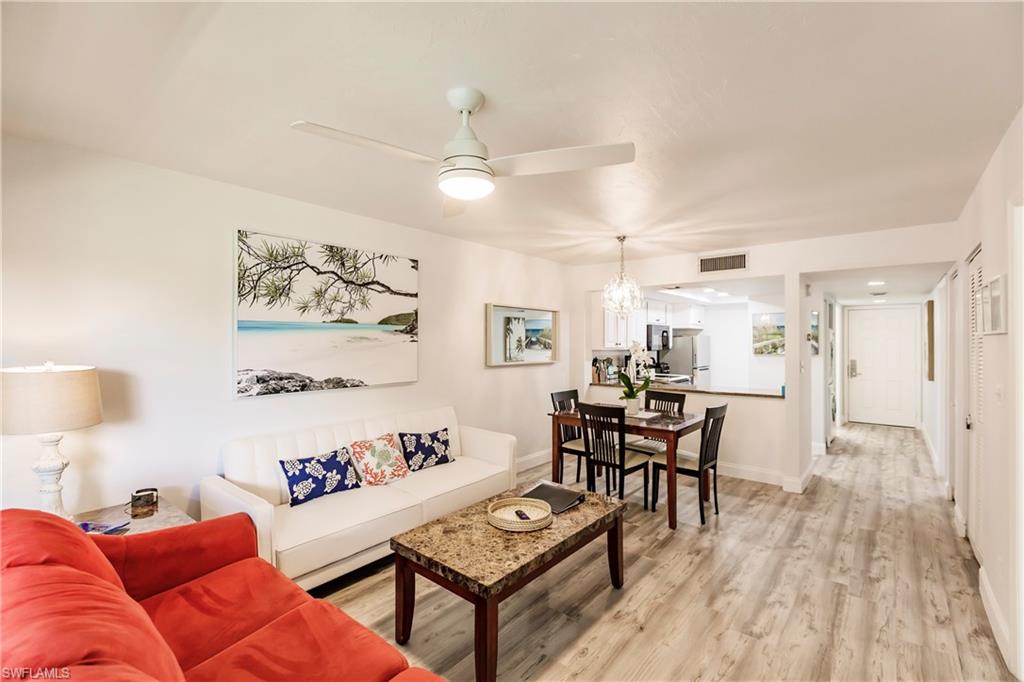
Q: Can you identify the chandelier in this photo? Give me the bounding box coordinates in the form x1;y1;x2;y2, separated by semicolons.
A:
602;236;644;317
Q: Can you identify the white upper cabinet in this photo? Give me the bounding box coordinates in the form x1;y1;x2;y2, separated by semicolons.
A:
591;293;643;349
671;304;705;329
646;301;669;325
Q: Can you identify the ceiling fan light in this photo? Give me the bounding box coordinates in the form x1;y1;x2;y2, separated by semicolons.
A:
438;168;494;201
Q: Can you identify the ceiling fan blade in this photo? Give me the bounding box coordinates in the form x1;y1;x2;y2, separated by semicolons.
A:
487;142;635;177
290;120;438;164
442;196;466;218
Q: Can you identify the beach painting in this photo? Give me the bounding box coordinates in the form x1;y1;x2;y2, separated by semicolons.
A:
486;304;558;366
235;229;418;397
752;312;785;355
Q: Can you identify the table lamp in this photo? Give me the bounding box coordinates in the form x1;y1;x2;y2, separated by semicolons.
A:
1;362;103;519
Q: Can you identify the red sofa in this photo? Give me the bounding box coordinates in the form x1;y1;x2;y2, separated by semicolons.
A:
0;509;441;681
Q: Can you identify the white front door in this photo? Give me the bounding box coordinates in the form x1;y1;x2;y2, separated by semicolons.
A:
847;306;921;427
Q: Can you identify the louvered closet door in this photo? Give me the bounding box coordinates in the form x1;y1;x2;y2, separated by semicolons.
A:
967;254;984;547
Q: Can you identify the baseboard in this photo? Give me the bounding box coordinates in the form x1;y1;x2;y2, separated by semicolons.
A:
953;503;967;537
517;449;550;474
944;480;953;501
812;441;826;456
716;461;782;487
782;460;816;494
920;427;940;473
978;565;1018;677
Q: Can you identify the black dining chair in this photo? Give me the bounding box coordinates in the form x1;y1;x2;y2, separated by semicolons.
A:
551;389;587;483
650;404;727;525
578;403;650;509
625;390;687;456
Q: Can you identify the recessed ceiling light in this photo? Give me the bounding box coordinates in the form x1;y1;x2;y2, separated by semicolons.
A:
703;288;715;293
716;292;729;297
867;281;886;286
873;299;887;304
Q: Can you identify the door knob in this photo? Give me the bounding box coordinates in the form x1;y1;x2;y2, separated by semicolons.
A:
848;359;858;378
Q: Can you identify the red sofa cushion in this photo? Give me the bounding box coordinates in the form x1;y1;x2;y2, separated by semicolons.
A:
141;557;311;670
392;668;447;681
93;512;258;601
0;564;184;681
0;508;123;590
184;600;410;682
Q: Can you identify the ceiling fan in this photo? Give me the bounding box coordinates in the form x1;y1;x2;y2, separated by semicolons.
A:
291;87;636;207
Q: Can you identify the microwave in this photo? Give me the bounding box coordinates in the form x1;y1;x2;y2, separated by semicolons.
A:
646;324;672;351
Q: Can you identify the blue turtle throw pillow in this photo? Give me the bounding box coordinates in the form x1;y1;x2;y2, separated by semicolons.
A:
278;447;360;506
398;428;453;472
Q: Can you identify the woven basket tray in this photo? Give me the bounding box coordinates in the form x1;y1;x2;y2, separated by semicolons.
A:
486;497;553;532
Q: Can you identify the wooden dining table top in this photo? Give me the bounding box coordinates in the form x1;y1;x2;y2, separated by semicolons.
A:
548;407;704;434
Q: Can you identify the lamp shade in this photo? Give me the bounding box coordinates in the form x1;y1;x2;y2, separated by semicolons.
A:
1;364;103;435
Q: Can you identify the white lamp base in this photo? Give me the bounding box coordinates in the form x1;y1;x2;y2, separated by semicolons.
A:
31;432;72;520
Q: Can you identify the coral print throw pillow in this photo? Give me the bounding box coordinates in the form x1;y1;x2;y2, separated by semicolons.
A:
278;448;360;507
350;433;411;486
398;428;453;472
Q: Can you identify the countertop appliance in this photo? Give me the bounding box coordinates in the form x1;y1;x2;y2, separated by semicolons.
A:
646;324;671;351
663;329;710;385
653;373;690;384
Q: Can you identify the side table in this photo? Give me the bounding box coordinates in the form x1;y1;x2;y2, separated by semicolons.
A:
74;495;194;535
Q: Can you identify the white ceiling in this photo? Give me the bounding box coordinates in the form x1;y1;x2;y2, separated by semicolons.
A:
647;275;783;306
806;262;952;304
3;3;1021;264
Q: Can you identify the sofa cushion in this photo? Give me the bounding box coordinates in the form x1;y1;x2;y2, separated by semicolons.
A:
398;428;453;471
1;564;184;681
350;433;411;486
273;485;421;579
183;600;409;682
223;406;462;506
0;508;124;590
390;457;509;521
279;448;361;506
141;557;311;670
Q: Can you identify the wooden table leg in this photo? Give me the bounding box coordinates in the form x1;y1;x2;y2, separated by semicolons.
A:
665;432;678;530
395;554;415;644
551;416;561;483
702;470;711;502
607;516;623;588
474;597;499;682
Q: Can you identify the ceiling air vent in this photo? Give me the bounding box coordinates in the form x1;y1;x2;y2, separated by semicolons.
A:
699;252;747;274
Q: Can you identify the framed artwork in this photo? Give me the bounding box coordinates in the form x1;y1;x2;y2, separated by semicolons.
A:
809;310;820;355
926;300;935;380
486;304;559;366
981;274;1007;335
235;229;419;397
752;312;785;355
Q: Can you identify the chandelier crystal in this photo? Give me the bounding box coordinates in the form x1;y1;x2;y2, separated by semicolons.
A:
602;236;644;317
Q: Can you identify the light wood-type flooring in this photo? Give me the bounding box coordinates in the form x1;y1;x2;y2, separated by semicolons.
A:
319;424;1012;681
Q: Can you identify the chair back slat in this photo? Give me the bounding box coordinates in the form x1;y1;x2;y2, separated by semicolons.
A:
644;390;686;415
551;389;581;443
699;404;728;469
578;403;626;468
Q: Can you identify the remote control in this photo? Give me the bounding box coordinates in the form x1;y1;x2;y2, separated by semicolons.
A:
514;509;530;521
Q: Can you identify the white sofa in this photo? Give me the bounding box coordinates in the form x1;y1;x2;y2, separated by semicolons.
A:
200;406;516;589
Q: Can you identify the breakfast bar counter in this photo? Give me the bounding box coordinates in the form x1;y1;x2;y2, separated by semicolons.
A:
589;380;784;399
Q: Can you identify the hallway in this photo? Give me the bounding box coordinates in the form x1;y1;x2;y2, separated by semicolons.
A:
324;423;1012;680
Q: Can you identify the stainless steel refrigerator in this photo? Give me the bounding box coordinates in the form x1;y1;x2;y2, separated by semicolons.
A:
664;331;711;385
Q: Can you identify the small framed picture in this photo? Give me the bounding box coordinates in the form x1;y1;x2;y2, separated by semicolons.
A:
982;275;1007;335
485;304;559;367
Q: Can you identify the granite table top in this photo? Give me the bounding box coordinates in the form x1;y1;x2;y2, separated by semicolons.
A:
391;486;625;599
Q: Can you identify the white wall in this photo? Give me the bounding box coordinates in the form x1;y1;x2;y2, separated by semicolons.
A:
952;109;1023;676
922;277;949;480
0;135;570;517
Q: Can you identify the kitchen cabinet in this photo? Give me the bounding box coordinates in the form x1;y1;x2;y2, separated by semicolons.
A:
647;301;669;325
671;304;705;329
591;293;644;349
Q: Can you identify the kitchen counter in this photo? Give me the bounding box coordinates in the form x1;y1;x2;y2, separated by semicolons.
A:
590;380;784;400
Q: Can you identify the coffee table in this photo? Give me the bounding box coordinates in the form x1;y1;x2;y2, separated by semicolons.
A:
390;488;626;682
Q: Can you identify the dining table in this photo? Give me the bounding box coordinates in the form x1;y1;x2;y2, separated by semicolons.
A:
549;406;706;530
